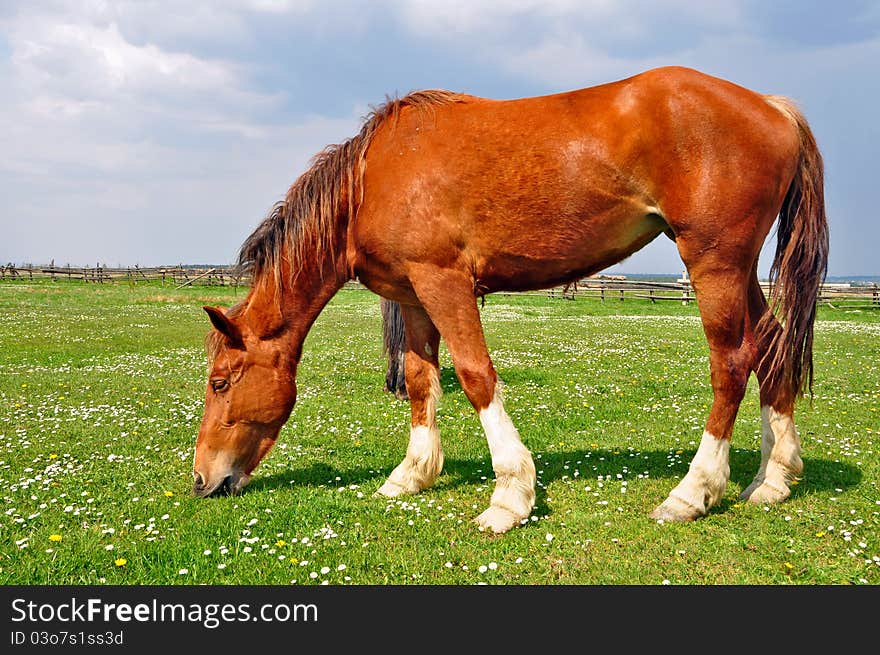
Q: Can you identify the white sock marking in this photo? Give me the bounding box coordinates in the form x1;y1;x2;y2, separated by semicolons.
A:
377;364;443;496
477;388;536;529
665;431;730;514
741;406;802;502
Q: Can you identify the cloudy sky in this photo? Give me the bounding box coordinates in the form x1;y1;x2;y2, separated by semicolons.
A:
2;1;878;276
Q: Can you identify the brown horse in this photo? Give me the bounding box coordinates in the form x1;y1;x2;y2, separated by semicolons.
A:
193;66;827;534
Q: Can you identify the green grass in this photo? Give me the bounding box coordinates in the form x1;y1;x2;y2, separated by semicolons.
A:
0;280;877;585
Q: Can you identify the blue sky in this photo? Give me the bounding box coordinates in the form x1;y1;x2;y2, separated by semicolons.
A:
2;1;878;276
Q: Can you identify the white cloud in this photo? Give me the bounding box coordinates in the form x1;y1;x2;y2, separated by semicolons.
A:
0;2;361;265
2;110;360;266
246;0;316;13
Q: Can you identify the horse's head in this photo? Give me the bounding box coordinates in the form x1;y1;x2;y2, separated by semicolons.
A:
192;305;296;498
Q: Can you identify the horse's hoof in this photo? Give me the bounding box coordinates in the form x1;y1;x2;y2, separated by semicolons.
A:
474;506;522;534
649;496;703;522
374;479;410;498
739;480;790;504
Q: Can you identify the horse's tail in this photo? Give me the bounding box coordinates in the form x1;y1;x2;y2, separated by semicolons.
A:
380;298;405;358
757;95;829;400
380;298;408;397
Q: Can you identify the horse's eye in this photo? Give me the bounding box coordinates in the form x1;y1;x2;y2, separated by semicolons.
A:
211;378;229;392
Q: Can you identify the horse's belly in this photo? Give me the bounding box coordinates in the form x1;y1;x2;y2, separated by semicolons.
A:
473;210;667;293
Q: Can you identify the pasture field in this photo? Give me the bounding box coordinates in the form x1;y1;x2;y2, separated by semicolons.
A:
0;280;877;585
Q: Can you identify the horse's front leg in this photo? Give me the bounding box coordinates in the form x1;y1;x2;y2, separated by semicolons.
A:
375;305;444;496
409;268;536;533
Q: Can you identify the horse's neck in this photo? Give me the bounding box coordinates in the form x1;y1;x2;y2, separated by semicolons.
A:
286;256;348;341
245;251;348;363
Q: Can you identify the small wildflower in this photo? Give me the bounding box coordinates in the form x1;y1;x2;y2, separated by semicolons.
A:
49;534;62;542
217;563;227;570
276;540;286;548
337;564;346;571
320;566;330;575
178;569;188;575
164;491;174;497
488;562;498;570
545;533;554;542
478;565;488;573
114;558;127;567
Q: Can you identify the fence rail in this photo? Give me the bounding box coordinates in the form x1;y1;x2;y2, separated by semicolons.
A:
540;277;880;308
0;262;246;287
2;262;878;307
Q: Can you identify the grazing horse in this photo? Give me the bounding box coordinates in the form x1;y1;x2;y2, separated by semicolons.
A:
381;298;408;400
193;66;827;534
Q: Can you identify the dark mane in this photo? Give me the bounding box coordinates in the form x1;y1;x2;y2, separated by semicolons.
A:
236;89;465;287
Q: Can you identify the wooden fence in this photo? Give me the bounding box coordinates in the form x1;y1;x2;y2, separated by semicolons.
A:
0;262;246;288
2;262;878;308
542;277;879;308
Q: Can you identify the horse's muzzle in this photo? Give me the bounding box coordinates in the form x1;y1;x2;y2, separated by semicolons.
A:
193;472;241;498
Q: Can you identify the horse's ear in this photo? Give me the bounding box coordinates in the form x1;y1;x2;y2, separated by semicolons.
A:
204;306;244;349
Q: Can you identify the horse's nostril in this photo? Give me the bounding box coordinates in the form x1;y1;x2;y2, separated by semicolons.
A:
217;474;234;495
193;471;206;491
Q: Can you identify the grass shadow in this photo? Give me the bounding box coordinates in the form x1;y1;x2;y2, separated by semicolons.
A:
247;446;861;515
248;461;382;493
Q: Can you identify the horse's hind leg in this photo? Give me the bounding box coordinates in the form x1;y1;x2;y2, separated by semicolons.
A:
375;305;443;497
651;257;757;522
409;269;536;533
740;273;803;503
